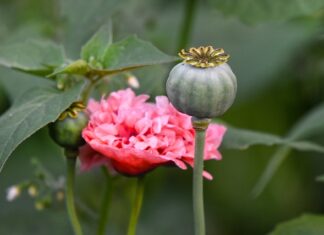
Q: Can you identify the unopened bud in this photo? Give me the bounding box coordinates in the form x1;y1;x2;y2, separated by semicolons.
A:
28;185;38;197
6;185;21;202
127;75;140;89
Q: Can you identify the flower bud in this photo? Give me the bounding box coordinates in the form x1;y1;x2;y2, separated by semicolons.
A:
49;111;88;149
28;185;38;197
127;75;140;89
6;185;21;202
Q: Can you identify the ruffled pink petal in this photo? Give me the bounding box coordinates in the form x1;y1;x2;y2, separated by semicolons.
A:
79;144;114;172
79;88;227;179
89;139;181;176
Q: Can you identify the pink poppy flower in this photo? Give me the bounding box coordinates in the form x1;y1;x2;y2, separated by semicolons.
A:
80;89;226;180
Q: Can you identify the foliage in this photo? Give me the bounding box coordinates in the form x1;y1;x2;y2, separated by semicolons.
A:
269;214;324;235
0;40;65;76
0;83;83;171
0;0;324;234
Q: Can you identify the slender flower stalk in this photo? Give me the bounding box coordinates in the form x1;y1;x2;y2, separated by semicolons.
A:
192;118;210;235
81;79;97;104
65;150;83;235
127;177;145;235
96;167;114;235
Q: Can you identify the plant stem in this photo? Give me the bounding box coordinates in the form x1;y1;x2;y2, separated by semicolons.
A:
177;0;198;51
65;154;83;235
81;79;96;104
127;177;145;235
96;167;114;235
192;118;210;235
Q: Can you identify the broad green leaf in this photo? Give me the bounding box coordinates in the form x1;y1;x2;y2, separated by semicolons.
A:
209;0;324;24
0;68;53;100
81;22;113;62
269;214;324;235
0;83;83;172
0;39;65;76
101;35;178;72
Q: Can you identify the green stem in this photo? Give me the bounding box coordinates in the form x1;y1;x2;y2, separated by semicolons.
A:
192;118;210;235
66;154;83;235
177;0;198;51
127;177;145;235
96;167;114;235
81;79;96;104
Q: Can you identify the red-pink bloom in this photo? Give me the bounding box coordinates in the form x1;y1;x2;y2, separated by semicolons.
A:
80;89;226;180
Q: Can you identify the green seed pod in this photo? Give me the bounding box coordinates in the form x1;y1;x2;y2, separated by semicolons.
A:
166;46;237;118
49;111;88;149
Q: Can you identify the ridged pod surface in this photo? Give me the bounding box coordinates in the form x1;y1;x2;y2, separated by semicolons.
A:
166;62;237;118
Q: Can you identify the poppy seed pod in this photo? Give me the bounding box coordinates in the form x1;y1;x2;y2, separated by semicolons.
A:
166;46;237;118
49;102;88;149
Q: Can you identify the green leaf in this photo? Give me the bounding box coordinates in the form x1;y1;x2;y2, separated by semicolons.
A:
251;103;324;196
0;39;65;76
0;83;83;173
222;126;284;149
59;0;124;57
252;146;291;197
209;0;324;23
251;140;324;197
0;68;53;100
289;102;324;139
316;175;324;182
269;214;324;235
81;22;113;62
223;126;324;153
286;140;324;153
100;35;178;72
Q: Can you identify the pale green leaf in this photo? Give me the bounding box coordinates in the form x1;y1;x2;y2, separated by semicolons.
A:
289;103;324;139
101;35;178;71
269;214;324;235
0;39;65;76
252;140;324;197
223;126;324;152
81;22;113;62
222;126;284;149
251;103;324;196
286;140;324;153
0;83;83;172
316;175;324;182
209;0;324;23
252;146;292;197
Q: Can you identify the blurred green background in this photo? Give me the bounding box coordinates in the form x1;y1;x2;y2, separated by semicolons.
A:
0;0;324;234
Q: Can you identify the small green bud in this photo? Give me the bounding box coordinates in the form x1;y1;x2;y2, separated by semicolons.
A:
28;185;38;197
49;111;88;149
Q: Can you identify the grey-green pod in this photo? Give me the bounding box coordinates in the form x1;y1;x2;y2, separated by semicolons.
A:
166;62;237;118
